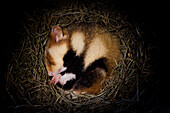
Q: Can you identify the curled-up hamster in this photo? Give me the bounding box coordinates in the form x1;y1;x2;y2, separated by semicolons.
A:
44;23;120;95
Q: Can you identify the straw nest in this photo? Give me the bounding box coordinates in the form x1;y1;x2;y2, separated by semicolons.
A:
6;2;152;113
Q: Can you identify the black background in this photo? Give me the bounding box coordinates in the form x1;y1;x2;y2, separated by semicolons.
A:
0;0;167;112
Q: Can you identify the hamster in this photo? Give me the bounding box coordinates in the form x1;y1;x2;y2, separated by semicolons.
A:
44;23;120;94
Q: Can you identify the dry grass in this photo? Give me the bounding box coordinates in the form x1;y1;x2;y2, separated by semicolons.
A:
6;2;152;113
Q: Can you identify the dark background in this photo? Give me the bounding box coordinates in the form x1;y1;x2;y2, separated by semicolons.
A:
0;0;167;112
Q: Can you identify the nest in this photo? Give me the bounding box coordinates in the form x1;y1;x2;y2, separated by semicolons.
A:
6;2;152;113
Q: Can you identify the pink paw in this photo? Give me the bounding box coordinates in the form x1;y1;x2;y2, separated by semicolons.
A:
51;74;62;85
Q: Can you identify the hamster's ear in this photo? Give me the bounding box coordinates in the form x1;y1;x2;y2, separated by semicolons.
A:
51;25;63;42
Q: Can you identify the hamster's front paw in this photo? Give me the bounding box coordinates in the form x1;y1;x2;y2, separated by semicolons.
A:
51;74;62;85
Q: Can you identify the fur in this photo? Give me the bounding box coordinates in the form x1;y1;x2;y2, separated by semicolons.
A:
44;23;120;94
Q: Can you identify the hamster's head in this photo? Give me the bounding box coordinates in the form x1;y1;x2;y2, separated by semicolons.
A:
45;50;66;76
45;25;69;76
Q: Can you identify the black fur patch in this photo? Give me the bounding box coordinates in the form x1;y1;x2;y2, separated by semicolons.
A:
73;67;106;90
73;58;107;90
52;49;108;90
62;49;84;79
85;58;107;73
58;49;84;89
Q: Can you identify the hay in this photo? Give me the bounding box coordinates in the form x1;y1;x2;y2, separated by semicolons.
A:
6;2;152;113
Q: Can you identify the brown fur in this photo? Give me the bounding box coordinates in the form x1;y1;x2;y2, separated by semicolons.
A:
45;27;69;74
45;23;120;95
71;24;120;94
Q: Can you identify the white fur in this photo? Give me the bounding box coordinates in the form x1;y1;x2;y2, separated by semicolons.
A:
60;73;76;85
84;37;107;69
58;67;67;74
71;32;85;56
